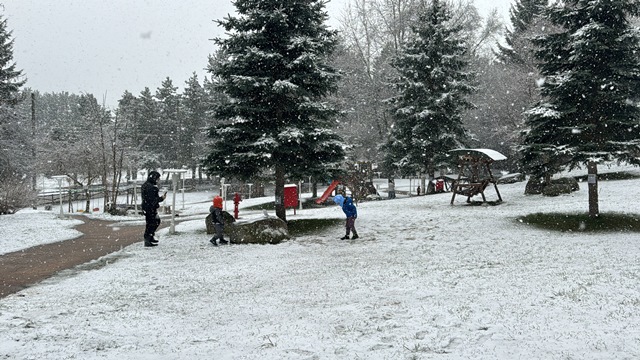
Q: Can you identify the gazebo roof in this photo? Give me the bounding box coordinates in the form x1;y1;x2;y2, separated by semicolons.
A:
449;148;507;162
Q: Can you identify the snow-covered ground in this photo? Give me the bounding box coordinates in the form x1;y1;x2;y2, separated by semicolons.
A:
1;168;639;359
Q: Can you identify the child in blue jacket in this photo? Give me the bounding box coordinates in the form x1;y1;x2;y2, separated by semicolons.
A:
333;194;359;240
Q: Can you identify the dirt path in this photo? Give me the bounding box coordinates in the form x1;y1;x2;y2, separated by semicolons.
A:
0;216;152;299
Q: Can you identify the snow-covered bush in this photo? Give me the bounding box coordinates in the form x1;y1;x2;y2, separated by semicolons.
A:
0;180;35;215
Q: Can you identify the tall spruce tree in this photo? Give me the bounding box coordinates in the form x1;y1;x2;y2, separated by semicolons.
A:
155;77;180;166
116;91;141;180
204;0;345;221
0;15;24;106
182;73;207;178
495;0;547;65
0;13;27;198
519;0;640;217
382;0;474;188
136;87;161;170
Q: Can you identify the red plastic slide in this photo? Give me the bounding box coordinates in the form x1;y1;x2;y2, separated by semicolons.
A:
315;180;340;204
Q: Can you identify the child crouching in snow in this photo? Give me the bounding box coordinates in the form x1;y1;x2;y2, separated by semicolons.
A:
333;194;358;240
209;196;229;246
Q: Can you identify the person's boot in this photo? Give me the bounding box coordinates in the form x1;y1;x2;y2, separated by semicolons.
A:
340;235;350;240
351;232;359;240
210;238;218;246
219;239;229;245
144;235;157;247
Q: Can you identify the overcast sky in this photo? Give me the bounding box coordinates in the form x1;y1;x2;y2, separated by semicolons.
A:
3;0;510;109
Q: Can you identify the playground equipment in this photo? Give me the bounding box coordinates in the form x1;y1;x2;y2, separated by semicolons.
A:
315;180;340;204
449;148;506;205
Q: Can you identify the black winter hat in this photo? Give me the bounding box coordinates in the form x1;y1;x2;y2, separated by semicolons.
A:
148;171;161;181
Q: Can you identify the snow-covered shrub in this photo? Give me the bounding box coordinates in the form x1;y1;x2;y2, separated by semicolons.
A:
0;180;35;215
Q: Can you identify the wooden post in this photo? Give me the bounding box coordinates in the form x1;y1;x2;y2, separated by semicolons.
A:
486;163;502;202
170;173;178;234
587;161;599;218
450;163;464;205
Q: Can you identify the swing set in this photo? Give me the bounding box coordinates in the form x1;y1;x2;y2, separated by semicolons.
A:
449;148;506;205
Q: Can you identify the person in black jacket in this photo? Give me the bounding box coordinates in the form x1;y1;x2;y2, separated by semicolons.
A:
141;171;166;247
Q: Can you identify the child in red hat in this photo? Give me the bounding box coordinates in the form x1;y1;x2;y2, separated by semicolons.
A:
210;196;228;246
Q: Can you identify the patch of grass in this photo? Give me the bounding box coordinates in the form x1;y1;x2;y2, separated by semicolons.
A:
243;199;327;211
287;218;343;237
517;212;640;232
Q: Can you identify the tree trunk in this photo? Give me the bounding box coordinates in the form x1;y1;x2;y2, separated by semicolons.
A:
31;93;37;191
85;188;91;212
68;189;73;213
426;162;436;194
251;180;265;197
587;161;599;218
275;164;286;221
109;114;127;209
99;117;109;213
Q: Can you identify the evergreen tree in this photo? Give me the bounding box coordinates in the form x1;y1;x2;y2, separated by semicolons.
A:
116;91;141;180
519;0;640;217
202;52;230;128
155;77;180;166
0;13;26;185
382;0;474;186
136;87;161;170
0;15;24;106
181;72;207;177
495;0;547;65
204;0;345;221
117;91;139;146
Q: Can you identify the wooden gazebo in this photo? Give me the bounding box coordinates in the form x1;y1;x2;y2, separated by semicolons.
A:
449;148;506;205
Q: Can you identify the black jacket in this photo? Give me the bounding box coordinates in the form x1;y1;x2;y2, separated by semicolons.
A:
210;206;225;225
141;180;163;214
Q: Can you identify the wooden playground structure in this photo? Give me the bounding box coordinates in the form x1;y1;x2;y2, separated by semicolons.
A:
449;148;507;205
